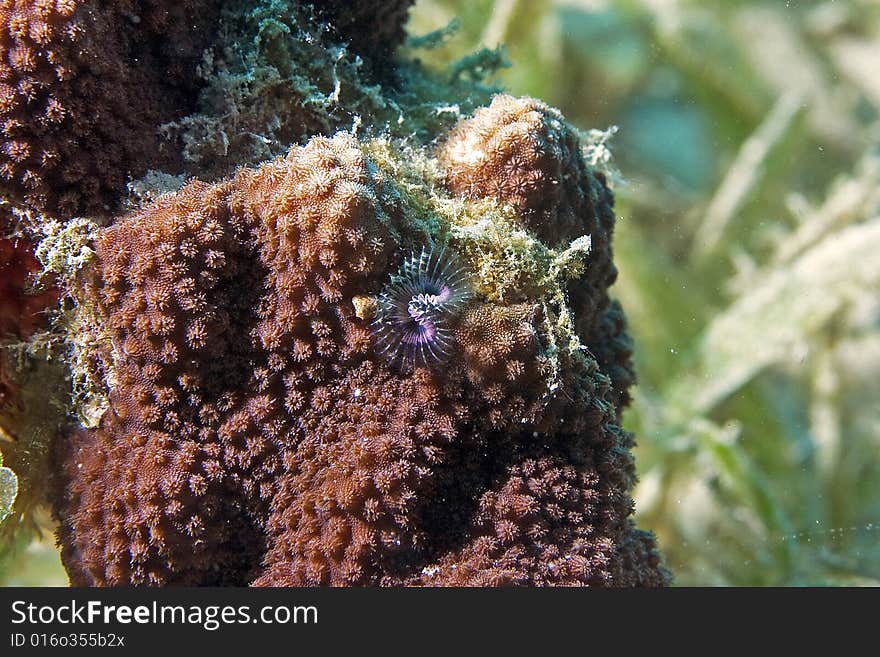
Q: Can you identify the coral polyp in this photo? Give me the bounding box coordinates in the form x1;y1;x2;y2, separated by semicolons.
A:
373;246;472;366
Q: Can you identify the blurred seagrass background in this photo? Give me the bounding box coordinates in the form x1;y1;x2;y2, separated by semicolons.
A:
409;0;880;586
4;0;880;586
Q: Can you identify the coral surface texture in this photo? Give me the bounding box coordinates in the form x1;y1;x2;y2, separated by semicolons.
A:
0;0;668;587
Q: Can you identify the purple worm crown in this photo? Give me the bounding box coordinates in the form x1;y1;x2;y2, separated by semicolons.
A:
372;245;472;366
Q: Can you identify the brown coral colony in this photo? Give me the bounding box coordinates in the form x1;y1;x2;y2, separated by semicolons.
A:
439;94;604;246
0;1;668;586
55;119;666;585
0;0;221;215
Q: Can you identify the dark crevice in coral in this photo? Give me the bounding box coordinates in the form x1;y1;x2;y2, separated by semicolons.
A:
414;429;515;561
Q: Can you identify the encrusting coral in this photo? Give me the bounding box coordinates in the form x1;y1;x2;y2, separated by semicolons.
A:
439;94;631;411
54;121;667;584
439;94;599;247
0;0;668;586
0;0;221;215
56;134;402;585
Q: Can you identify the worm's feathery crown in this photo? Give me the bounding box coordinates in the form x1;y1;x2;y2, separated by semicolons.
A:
373;245;472;366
